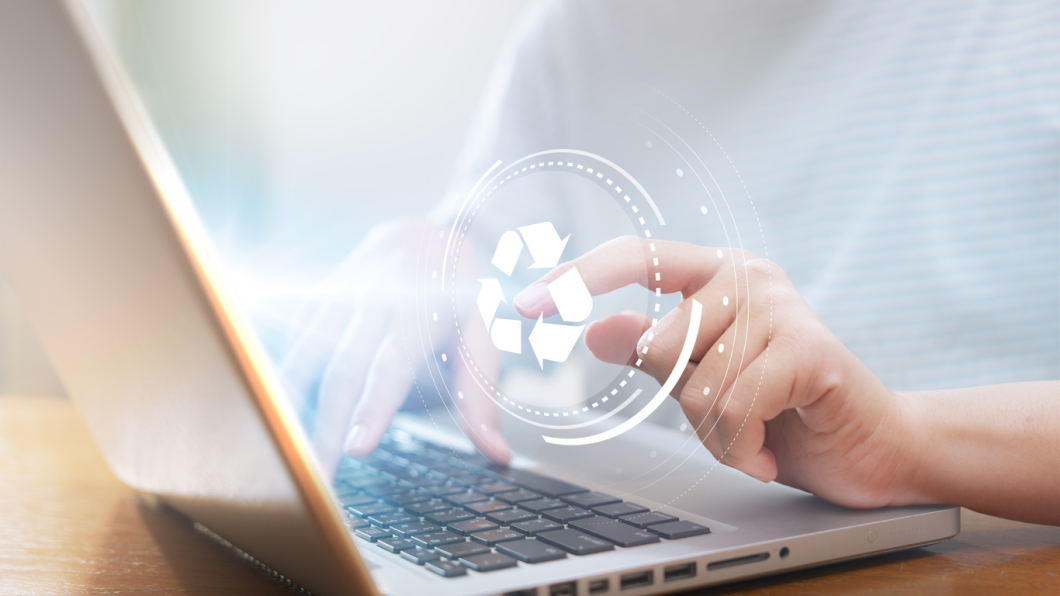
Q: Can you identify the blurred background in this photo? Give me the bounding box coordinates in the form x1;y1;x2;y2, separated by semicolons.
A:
0;0;533;397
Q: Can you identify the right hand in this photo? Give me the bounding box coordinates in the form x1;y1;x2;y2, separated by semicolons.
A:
515;236;918;510
279;219;511;476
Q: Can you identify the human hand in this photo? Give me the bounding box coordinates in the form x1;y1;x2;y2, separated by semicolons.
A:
280;219;511;476
514;236;919;509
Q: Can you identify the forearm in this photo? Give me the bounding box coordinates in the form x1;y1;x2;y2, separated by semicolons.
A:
901;381;1060;525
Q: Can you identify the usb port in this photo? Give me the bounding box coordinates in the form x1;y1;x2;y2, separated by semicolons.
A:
663;562;696;582
588;579;609;594
620;571;653;590
550;582;576;596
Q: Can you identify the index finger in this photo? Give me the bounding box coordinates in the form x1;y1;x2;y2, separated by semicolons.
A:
513;236;741;319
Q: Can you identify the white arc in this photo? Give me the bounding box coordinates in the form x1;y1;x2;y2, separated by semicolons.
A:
543;299;702;446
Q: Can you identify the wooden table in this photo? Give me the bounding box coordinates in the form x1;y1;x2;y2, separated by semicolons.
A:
2;395;1058;595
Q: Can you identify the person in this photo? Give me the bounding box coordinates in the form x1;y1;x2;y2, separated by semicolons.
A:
277;0;1059;525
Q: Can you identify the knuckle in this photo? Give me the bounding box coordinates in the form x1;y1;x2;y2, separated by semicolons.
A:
678;384;709;418
742;257;775;283
768;327;808;364
754;282;796;310
734;248;760;264
716;397;747;433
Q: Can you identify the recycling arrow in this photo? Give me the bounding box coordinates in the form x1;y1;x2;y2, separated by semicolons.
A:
476;221;592;365
518;222;570;269
547;266;593;323
477;278;506;329
528;314;585;368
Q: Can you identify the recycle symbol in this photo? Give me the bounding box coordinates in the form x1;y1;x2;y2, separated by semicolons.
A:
477;222;593;368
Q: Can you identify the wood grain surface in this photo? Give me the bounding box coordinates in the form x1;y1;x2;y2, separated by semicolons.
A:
1;395;1057;595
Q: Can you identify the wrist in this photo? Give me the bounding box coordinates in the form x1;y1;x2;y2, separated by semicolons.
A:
887;391;934;507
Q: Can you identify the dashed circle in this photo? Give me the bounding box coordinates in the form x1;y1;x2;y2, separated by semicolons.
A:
441;150;665;430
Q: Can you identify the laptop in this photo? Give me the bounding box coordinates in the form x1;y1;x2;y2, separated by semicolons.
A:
0;2;959;595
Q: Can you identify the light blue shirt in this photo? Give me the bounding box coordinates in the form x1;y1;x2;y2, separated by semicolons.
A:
440;0;1059;391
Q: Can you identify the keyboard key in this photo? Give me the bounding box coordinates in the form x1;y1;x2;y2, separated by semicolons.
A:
458;552;518;572
506;470;589;498
423;484;467;497
388;521;441;537
407;462;431;474
354;527;391;543
537;529;615;555
376;536;418;553
399;476;444;489
470;528;524;546
496;488;543;504
593;502;649;518
447;518;499;536
620;511;678;528
519;498;567;513
403;498;450;515
428;463;466;477
357;453;390;465
368;512;418;527
401;546;442;565
337;483;373;498
542;506;593;523
374;464;409;482
434;540;490;559
425;508;476;525
387;456;411;468
465;499;513;515
340;510;371;529
348;502;396;518
473;481;518;495
337;491;378;507
496;538;568;563
364;483;408;498
344;475;388;490
424;448;454;462
342;516;371;530
425;559;468;578
335;463;369;478
646;520;711;539
411;530;465;547
451;473;493;486
561;492;621;509
511;518;563;536
486;509;537;525
337;457;366;470
444;491;489;506
569;517;661;547
385;491;431;506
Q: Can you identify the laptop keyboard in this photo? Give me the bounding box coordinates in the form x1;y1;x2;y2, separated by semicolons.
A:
334;433;711;578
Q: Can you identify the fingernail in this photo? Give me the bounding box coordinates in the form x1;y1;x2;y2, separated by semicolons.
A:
636;327;655;356
514;282;550;315
343;424;370;456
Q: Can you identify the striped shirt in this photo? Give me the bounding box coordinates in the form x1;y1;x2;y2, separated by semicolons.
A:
442;0;1059;391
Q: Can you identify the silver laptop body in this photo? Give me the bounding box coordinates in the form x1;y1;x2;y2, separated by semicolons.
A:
0;2;959;595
